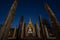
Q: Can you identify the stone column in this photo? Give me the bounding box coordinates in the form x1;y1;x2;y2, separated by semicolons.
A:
36;21;41;38
0;0;18;40
13;27;16;38
18;16;24;39
21;22;24;38
24;23;26;37
45;3;60;40
39;15;46;40
44;25;49;38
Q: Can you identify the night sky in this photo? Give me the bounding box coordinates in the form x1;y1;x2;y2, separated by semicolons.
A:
0;0;60;28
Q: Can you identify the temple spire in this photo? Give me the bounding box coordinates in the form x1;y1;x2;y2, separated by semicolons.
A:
29;18;32;25
25;18;36;37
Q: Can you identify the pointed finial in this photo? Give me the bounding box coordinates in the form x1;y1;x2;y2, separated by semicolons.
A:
30;18;31;22
28;18;32;24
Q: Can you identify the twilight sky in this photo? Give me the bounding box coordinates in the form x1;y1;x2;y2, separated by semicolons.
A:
0;0;60;28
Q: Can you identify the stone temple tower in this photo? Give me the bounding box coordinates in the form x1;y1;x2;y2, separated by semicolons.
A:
25;18;36;37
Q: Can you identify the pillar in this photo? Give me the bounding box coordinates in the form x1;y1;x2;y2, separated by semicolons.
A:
45;3;60;40
36;21;41;38
18;16;24;39
0;0;18;40
21;22;24;38
39;15;46;40
13;27;16;38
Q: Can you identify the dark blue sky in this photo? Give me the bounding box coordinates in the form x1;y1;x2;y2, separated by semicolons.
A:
0;0;60;27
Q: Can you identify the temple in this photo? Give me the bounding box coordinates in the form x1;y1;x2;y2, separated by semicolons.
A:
0;0;60;40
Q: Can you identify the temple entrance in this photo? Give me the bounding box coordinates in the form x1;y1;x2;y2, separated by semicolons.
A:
27;27;33;37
